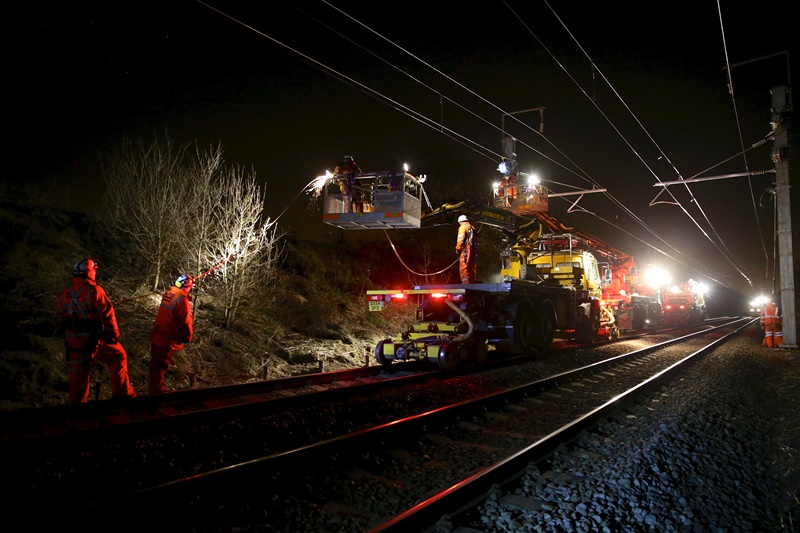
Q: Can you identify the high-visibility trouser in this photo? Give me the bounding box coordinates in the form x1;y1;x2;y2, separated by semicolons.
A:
149;343;179;395
97;341;137;399
65;332;98;404
763;321;779;347
459;247;477;284
773;323;783;347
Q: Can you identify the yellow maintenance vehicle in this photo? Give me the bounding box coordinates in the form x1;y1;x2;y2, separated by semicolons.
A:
319;165;660;370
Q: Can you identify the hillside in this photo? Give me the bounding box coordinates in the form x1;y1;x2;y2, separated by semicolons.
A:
0;189;421;410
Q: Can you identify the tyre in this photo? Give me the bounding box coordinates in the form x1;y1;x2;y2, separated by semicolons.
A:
533;299;556;350
437;343;459;371
632;305;644;330
374;340;393;367
514;300;537;353
471;342;489;365
576;313;599;345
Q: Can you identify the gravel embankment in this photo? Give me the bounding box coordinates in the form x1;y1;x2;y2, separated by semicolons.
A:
471;332;800;532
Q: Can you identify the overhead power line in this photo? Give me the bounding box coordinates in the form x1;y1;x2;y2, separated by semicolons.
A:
198;0;764;293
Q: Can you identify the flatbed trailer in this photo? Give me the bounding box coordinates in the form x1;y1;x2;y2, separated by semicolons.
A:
368;278;600;370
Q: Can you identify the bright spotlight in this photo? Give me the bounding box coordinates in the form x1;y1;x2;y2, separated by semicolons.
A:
644;267;670;288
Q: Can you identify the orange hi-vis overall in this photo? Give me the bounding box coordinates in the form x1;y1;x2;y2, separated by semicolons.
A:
149;286;194;394
456;221;477;284
760;302;782;348
56;277;136;403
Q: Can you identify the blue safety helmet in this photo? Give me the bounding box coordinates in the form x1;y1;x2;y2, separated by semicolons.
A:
175;274;194;289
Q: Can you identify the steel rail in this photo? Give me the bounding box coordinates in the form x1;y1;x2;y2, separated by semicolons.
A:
66;318;751;530
371;317;754;532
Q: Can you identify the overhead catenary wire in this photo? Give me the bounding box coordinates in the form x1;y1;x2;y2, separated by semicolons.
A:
195;0;502;165
197;1;767;293
322;0;753;289
716;0;771;286
529;0;758;291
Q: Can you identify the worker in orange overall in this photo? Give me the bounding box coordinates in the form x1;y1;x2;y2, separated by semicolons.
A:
760;299;782;348
149;274;194;394
506;172;518;203
455;215;478;284
56;258;137;403
335;155;362;213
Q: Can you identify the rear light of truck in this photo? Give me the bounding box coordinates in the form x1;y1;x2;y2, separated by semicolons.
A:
429;292;464;303
368;292;407;302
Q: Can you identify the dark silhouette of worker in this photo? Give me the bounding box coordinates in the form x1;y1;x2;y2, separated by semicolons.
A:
335;155;361;213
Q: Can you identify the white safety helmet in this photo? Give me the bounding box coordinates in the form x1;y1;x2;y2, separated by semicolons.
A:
457;215;468;223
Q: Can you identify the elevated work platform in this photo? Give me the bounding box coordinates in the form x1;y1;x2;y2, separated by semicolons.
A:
492;178;549;216
322;171;423;230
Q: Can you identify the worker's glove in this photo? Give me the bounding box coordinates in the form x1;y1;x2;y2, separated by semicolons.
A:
455;249;460;256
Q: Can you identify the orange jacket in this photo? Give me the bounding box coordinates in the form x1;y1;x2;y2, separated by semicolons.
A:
456;222;476;256
760;302;781;326
151;286;194;349
56;277;120;340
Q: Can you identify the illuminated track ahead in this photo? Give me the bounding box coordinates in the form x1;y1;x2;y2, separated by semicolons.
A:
1;317;730;448
3;317;752;531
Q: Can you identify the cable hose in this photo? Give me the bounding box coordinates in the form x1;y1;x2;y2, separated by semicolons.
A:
446;299;474;343
383;229;458;277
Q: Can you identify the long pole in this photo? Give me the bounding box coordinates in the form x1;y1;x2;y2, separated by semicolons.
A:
772;85;796;348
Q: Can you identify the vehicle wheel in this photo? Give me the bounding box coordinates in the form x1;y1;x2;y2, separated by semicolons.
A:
576;313;598;345
632;305;645;330
533;299;556;350
514;300;537;353
437;343;459;370
374;340;393;367
471;342;489;365
651;308;662;326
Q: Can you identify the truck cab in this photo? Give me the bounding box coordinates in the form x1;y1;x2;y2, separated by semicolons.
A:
528;247;603;299
662;285;706;325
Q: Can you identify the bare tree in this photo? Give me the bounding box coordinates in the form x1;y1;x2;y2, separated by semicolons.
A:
102;134;192;291
177;142;225;312
207;165;283;328
103;134;283;327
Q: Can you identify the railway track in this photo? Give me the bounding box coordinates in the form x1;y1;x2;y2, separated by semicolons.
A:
4;319;712;447
2;317;752;531
375;317;756;532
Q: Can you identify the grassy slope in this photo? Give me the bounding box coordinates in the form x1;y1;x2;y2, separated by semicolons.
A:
0;190;418;409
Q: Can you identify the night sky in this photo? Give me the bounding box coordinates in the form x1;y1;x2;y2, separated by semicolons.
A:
10;1;796;299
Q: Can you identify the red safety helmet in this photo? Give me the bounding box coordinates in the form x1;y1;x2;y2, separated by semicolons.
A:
73;258;99;278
